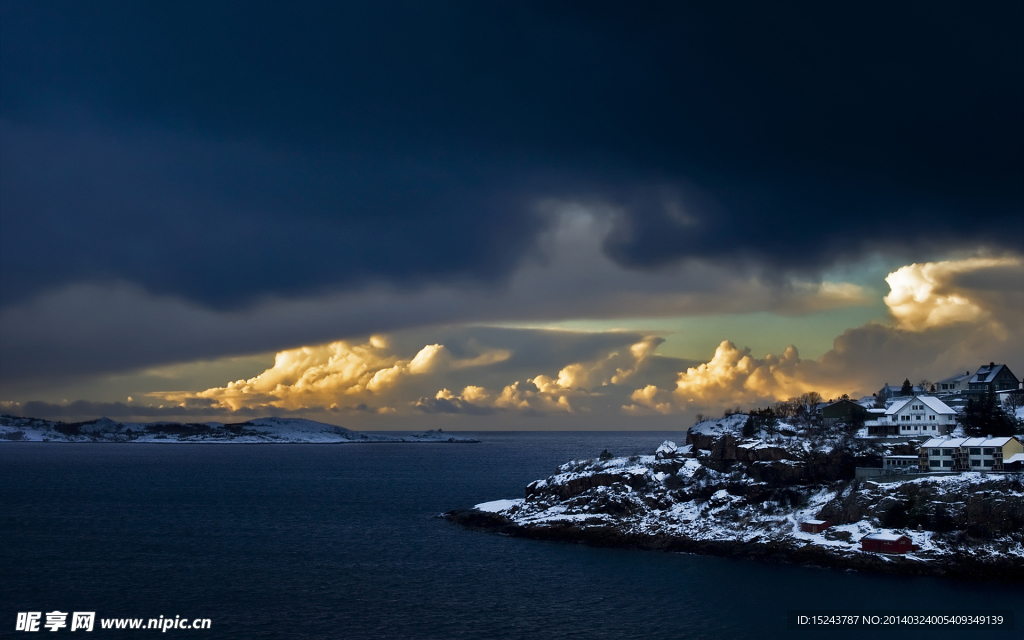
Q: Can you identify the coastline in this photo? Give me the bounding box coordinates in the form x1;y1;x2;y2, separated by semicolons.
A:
443;417;1024;583
443;507;1023;583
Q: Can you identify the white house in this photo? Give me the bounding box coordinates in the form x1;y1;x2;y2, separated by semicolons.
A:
883;395;957;436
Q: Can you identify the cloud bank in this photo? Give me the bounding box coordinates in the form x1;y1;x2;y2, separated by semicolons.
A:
157;337;510;413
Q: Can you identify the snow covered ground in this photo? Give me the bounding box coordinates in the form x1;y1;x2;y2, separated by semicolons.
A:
0;415;478;443
472;439;1024;571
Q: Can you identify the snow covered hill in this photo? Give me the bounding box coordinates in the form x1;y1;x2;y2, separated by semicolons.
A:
448;427;1024;581
0;415;478;444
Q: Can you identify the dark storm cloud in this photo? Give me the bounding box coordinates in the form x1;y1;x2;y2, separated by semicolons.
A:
414;396;496;416
18;399;230;419
1;1;1021;309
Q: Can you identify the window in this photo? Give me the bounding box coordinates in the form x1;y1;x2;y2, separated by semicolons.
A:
930;460;941;468
969;448;981;455
983;448;994;455
983;459;994;467
929;415;935;420
931;449;940;455
915;415;922;420
971;459;981;467
942;449;954;455
931;426;936;430
942;460;954;467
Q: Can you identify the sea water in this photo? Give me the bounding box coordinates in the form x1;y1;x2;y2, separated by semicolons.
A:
2;433;1020;639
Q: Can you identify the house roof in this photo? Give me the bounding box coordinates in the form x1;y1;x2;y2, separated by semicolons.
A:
880;384;924;394
883;455;919;459
862;532;908;542
1005;453;1024;465
918;396;956;414
921;436;1018;448
921;437;968;448
824;399;859;408
936;372;971;385
884;395;955;416
961;437;1014;447
803;519;828;525
970;363;1015;384
885;397;912;414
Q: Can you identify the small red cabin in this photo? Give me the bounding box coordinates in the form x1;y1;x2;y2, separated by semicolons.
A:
800;519;832;534
860;533;917;554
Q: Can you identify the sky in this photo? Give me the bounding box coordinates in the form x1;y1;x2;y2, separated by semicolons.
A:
1;1;1022;429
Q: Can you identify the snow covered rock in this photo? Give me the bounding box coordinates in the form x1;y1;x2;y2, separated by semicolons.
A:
655;440;678;460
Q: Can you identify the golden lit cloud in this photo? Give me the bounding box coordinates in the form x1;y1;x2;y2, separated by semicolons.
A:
883;256;1021;331
156;338;510;411
670;341;846;408
423;336;665;415
622;384;675;415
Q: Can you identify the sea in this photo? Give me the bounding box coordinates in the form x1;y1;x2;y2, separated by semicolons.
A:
2;432;1021;639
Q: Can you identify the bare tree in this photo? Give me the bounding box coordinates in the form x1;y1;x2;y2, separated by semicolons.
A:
1003;391;1024;420
795;391;823;431
772;398;799;419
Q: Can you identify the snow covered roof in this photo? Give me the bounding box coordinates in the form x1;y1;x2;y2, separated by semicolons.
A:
885;397;912;414
969;363;1017;384
884;395;955;415
960;437;1014;447
921;436;1018;448
918;396;956;414
921;437;970;448
1005;453;1024;465
883;455;920;460
802;519;828;525
862;532;908;542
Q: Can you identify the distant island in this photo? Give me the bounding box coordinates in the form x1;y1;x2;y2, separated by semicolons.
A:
446;415;1023;582
0;415;479;444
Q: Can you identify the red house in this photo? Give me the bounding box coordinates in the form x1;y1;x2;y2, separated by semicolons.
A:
860;533;917;554
800;519;832;534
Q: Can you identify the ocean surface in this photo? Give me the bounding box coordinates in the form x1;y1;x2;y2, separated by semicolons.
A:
2;432;1021;639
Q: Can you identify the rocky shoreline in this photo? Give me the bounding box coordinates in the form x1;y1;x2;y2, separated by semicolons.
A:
444;416;1024;583
443;508;1021;582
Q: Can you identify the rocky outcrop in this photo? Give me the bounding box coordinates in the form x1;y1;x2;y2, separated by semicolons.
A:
817;477;1024;538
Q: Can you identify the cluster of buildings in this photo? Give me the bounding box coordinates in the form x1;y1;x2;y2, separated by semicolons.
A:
879;435;1024;473
862;363;1020;437
799;363;1022;556
830;361;1024;477
917;436;1024;472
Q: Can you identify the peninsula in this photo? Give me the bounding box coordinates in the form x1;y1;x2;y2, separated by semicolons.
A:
445;415;1023;581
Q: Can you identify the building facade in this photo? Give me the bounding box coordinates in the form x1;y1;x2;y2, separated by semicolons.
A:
882;395;957;436
935;371;971;393
882;455;921;472
820;399;869;422
919;436;1024;472
968;363;1019;394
